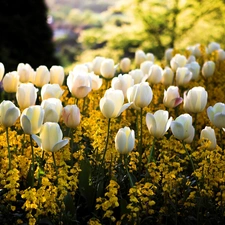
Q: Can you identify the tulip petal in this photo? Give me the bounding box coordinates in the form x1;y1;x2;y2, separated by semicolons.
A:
32;134;42;148
52;139;69;152
117;102;132;117
170;121;185;140
146;113;156;135
100;97;115;119
115;131;127;153
4;107;20;127
21;115;32;134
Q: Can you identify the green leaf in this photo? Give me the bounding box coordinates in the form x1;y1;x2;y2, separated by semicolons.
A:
64;192;76;215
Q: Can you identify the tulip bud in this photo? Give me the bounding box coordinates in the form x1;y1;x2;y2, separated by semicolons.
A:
34;65;50;87
111;74;134;99
90;73;103;90
183;86;208;113
115;126;135;154
16;83;38;110
207;42;220;54
92;56;105;75
135;50;146;66
165;48;173;64
161;67;174;86
170;54;187;71
140;61;153;76
127;82;153;109
100;58;116;79
100;88;132;119
207;102;225;128
20;105;44;134
62;104;81;128
41;98;63;123
32;122;69;152
0;62;5;81
146;110;172;138
146;53;155;62
17;63;34;83
175;67;192;86
200;126;217;150
50;65;65;85
0;100;20;127
120;57;131;73
170;113;195;143
41;83;64;100
3;71;19;93
217;49;225;61
163;86;183;108
202;61;215;78
128;69;144;84
186;61;200;80
147;64;163;84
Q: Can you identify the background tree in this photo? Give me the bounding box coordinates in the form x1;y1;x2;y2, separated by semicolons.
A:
0;0;59;72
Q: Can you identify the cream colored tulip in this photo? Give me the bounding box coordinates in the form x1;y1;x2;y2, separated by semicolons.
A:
165;48;173;64
41;98;63;123
127;82;153;109
170;54;187;71
186;61;200;80
163;86;183;108
0;62;5;81
147;64;163;84
202;61;215;78
111;74;134;99
135;50;146;66
207;42;220;54
32;122;69;152
146;110;172;138
92;56;105;75
170;113;195;143
3;71;19;93
120;57;131;73
146;53;155;62
207;102;225;128
217;49;225;61
183;87;208;113
34;65;50;87
128;69;144;84
20;105;44;134
100;88;132;119
0;100;20;127
200;126;217;150
41;83;64;100
17;63;34;83
50;65;65;85
67;70;92;99
115;126;135;154
16;83;38;110
90;72;103;90
140;61;153;76
161;67;174;86
62;104;80;128
100;58;117;79
175;67;192;86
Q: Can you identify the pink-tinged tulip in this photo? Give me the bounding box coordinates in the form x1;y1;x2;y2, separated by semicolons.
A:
120;57;131;73
34;65;50;87
161;67;174;86
186;61;200;80
62;104;80;128
67;70;92;99
32;122;69;152
115;126;135;154
202;61;215;78
146;64;163;84
41;98;63;123
165;48;173;63
41;83;64;100
170;54;187;71
17;63;34;83
146;53;155;62
50;65;65;85
16;83;38;110
92;56;105;75
175;67;192;86
128;69;144;84
111;74;134;99
0;62;5;81
146;110;172;138
135;50;146;66
170;113;195;143
20;105;44;134
207;42;220;54
140;61;153;76
183;87;208;113
100;88;132;119
100;58;117;79
163;86;183;108
217;49;225;61
90;73;103;90
207;102;225;128
127;82;153;109
200;126;217;150
3;71;19;93
0;100;20;127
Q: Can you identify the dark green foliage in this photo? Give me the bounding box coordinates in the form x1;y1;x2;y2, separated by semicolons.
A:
0;0;59;72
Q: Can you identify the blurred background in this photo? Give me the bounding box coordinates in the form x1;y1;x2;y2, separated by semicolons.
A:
1;0;225;72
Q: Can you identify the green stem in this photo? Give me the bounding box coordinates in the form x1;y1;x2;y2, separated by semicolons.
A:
30;134;35;188
52;152;58;183
138;108;143;170
101;118;111;168
124;155;134;187
148;137;156;163
220;128;223;150
6;127;11;171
